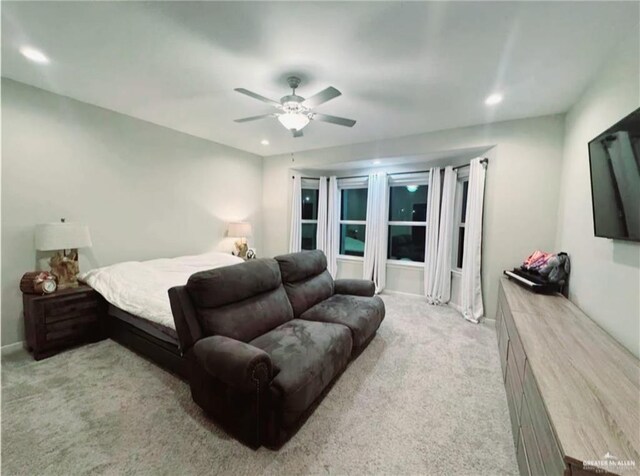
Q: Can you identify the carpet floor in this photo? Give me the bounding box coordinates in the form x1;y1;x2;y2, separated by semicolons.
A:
2;294;518;475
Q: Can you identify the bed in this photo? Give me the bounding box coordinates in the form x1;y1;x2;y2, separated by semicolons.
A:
79;252;244;379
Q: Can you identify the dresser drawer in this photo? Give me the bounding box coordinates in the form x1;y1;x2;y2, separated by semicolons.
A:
523;361;565;476
498;311;509;382
503;307;526;385
521;393;545;476
499;285;526;378
507;343;524;421
517;427;531;476
505;343;522;447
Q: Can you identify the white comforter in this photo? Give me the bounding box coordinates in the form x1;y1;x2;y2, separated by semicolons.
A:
79;252;243;330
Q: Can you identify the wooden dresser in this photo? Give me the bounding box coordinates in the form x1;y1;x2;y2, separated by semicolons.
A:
496;278;639;476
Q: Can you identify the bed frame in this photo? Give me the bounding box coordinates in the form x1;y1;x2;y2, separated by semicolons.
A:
98;296;188;379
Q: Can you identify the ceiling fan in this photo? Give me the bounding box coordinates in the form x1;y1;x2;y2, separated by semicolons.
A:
233;76;356;138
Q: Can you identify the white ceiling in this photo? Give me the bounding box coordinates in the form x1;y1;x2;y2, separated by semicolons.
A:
2;1;637;156
301;146;491;172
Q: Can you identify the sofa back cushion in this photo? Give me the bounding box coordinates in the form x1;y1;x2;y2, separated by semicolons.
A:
186;258;294;343
274;250;335;317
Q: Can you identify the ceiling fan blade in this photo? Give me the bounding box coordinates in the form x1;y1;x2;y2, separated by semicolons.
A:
234;88;281;107
311;113;356;127
234;114;274;123
292;129;304;138
302;87;341;108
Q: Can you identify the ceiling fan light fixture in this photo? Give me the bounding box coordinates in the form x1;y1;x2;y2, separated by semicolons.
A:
234;77;355;136
278;112;310;131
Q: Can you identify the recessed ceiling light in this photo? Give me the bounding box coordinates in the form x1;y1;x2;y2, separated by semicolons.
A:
19;46;50;64
260;139;269;145
373;160;381;165
485;93;503;106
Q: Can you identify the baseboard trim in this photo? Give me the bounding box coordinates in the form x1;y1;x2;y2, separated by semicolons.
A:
1;341;26;356
381;289;424;299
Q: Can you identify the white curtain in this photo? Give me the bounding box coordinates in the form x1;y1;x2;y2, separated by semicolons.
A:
316;177;328;254
325;176;340;277
363;173;388;293
461;158;487;323
424;167;441;302
430;166;457;304
289;174;302;253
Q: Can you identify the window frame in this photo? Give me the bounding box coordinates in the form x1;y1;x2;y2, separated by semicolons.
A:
337;178;368;260
300;181;320;251
452;169;470;272
386;172;429;266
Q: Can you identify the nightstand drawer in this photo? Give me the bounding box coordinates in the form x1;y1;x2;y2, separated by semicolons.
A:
43;294;98;318
44;301;98;324
46;313;97;333
46;324;97;342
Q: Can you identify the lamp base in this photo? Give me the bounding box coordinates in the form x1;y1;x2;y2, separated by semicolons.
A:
49;249;80;289
234;240;249;259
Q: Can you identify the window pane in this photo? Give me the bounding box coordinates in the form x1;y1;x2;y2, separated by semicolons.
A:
301;223;317;250
340;224;366;257
302;189;319;220
388;225;425;262
457;226;465;268
461;180;469;224
341;188;368;221
389;185;428;222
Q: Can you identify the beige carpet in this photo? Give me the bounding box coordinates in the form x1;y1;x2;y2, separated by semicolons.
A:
2;294;518;475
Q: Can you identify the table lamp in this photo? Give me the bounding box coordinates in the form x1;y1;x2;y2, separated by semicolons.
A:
35;218;92;289
228;222;252;259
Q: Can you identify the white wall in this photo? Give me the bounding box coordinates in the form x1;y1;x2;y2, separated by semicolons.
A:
263;114;567;322
337;259;424;296
556;35;640;357
1;79;263;346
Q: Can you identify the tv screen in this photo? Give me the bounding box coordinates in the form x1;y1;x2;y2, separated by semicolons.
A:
588;107;640;241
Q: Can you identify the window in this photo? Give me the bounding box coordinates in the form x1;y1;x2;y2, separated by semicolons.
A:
453;177;469;269
339;188;367;257
387;183;428;262
301;188;319;250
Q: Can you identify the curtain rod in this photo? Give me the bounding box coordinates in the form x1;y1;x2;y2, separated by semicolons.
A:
293;157;488;180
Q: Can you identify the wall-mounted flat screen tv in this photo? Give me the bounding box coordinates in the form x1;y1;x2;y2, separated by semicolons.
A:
588;107;640;242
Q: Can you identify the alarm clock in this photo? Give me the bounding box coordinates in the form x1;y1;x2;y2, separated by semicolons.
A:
33;272;57;294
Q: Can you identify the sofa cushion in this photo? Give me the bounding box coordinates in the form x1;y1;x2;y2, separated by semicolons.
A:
300;294;385;351
274;250;327;282
250;319;352;428
196;285;294;343
275;250;335;317
187;259;281;308
283;270;335;318
187;258;294;343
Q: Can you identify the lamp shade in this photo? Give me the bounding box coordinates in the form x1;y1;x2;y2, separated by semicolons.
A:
228;222;252;238
35;222;92;251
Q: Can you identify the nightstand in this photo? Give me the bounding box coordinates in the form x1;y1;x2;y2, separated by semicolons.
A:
23;285;106;360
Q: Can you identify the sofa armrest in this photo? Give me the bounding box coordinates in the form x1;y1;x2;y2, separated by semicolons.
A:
334;279;375;297
192;336;272;391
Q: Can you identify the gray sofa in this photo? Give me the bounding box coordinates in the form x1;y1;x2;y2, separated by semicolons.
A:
168;250;385;448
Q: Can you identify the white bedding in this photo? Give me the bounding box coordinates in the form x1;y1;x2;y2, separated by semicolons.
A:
79;252;243;330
